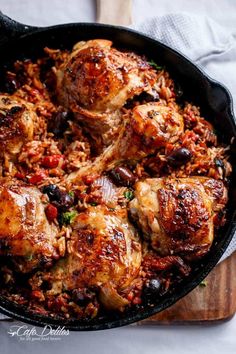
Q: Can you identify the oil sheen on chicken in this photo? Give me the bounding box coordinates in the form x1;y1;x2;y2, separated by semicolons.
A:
0;95;36;158
44;206;142;311
56;39;158;148
68;102;184;183
0;178;59;272
129;177;227;259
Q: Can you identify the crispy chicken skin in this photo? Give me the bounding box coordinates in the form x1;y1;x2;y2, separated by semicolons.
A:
0;95;35;157
130;102;184;147
68;103;184;182
45;206;142;310
129;177;227;259
0;178;59;271
56;39;158;148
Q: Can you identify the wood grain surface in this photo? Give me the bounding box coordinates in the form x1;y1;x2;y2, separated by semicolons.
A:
97;0;132;25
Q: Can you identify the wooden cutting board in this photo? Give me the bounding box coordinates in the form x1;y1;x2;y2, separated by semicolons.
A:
97;0;236;325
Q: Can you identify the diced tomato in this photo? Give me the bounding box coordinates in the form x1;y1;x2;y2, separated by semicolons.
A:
15;172;25;180
45;203;58;222
31;290;45;301
127;292;134;301
29;170;48;185
41;154;63;169
48;294;69;312
82;175;97;185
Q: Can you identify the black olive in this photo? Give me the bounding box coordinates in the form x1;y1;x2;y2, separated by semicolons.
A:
124;98;135;109
40;280;52;291
110;166;135;187
47;109;71;138
139;89;160;103
56;191;74;211
42;184;73;211
9;106;22;115
125;90;160;109
167;148;192;167
72;288;95;305
41;184;60;200
39;256;53;269
143;278;162;298
4;77;19;94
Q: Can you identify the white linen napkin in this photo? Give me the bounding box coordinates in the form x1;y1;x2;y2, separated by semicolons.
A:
132;13;236;262
132;13;236;104
0;13;235;321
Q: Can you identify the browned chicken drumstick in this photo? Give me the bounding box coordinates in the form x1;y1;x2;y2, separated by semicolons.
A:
0;178;59;272
129;177;227;259
42;206;142;311
68;102;184;182
56;39;158;150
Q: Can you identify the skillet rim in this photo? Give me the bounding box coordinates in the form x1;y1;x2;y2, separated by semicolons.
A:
0;22;235;330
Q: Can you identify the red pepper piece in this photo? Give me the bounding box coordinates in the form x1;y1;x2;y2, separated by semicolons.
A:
45;203;58;222
42;154;63;169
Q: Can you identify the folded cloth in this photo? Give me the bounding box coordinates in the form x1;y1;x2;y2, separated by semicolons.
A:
0;13;235;321
131;13;236;262
132;13;236;103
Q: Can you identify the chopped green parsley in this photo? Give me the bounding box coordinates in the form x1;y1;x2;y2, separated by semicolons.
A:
124;190;134;201
148;60;163;71
62;210;78;225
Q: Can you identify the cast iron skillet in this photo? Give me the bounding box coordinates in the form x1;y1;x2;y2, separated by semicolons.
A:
0;12;235;331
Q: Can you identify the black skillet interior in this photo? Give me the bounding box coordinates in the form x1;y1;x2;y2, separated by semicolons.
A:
0;13;235;330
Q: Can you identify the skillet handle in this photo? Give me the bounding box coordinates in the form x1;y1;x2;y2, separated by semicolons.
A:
0;11;39;45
